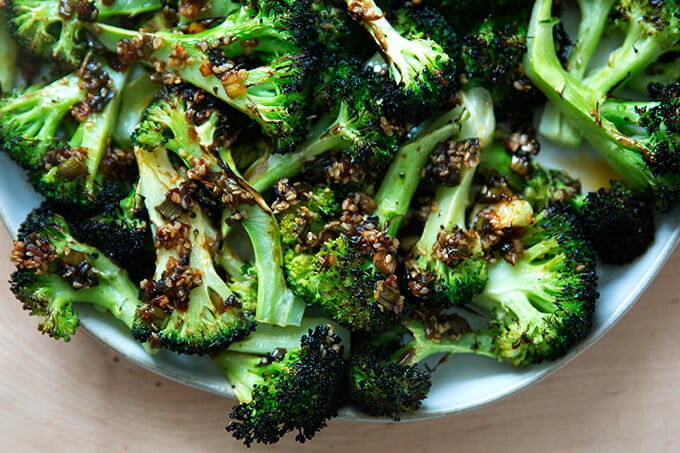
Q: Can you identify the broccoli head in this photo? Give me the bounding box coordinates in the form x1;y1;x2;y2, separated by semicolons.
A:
214;323;348;446
9;204;143;341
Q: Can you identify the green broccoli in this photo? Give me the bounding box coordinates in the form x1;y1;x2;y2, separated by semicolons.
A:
396;203;598;367
9;204;143;341
524;0;680;209
132;84;305;328
0;60;134;208
243;56;405;192
347;1;458;121
213;322;348;446
130;144;257;354
4;0;162;68
88;0;318;151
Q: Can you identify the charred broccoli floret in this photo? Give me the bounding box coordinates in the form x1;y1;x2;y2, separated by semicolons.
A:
213;323;348;446
9;204;143;341
89;1;318;151
133;84;305;329
395;203;598;367
243;56;405;192
347;1;458;121
347;354;431;421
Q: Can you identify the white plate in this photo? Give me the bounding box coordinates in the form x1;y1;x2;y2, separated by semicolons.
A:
2;140;679;421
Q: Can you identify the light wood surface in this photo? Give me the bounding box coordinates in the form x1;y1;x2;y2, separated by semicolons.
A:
2;222;680;453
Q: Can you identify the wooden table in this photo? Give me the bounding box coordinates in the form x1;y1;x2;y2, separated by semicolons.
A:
2;222;680;453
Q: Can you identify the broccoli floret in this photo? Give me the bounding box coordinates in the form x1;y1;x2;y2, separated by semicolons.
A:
68;184;153;279
0;8;18;92
285;229;404;332
347;2;458;121
459;10;547;125
395;203;598;367
9;204;143;341
213;323;348;446
133;85;305;328
272;179;339;248
243;56;405;192
89;1;318;151
526;173;656;264
4;0;162;68
283;88;495;331
404;139;489;307
347;354;431;421
525;0;680;209
130;144;256;354
0;60;133;207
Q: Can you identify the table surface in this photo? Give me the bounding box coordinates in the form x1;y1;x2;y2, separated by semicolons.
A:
2;222;680;453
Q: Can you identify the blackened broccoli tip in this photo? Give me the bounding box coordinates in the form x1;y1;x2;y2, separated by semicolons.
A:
214;323;347;446
347;354;431;420
68;185;153;278
569;181;656;265
9;204;143;341
459;10;546;122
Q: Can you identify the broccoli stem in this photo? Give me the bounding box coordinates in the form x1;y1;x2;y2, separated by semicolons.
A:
373;107;464;235
69;68;128;188
221;151;306;327
524;0;650;193
244;115;344;192
239;203;306;327
375;88;494;236
581;21;668;95
0;10;17;92
113;70;160;148
346;0;445;86
538;0;617;147
394;320;497;365
415;166;477;254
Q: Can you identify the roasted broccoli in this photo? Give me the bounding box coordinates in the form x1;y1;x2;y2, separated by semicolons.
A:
133;85;305;331
395;203;598;367
214;322;348;446
0;60;133;208
243;56;406;193
88;0;319;151
4;0;162;68
525;0;680;209
9;204;143;341
347;1;458;121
